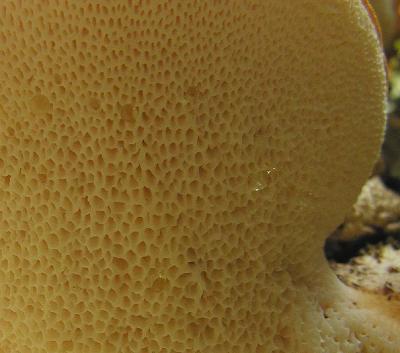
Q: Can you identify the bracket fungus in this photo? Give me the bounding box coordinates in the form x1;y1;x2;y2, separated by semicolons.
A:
0;1;396;353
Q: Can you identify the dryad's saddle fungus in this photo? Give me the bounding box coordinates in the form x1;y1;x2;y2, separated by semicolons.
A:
0;1;394;352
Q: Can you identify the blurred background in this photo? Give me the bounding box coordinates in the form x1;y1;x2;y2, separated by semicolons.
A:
326;0;400;300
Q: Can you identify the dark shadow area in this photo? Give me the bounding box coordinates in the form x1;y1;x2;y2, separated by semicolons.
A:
324;227;400;263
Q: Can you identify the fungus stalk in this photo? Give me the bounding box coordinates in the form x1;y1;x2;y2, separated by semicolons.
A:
0;1;396;353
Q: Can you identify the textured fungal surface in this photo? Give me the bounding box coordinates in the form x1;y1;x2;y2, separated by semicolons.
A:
0;1;393;353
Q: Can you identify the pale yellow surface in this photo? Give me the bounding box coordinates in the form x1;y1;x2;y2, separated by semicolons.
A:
0;1;392;352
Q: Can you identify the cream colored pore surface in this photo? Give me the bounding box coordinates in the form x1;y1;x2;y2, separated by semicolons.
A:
0;1;391;352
